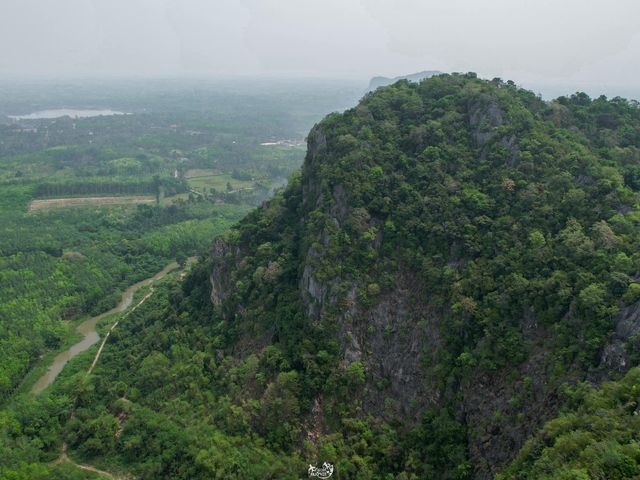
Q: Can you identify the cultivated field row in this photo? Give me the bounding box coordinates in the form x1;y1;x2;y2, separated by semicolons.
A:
28;196;156;212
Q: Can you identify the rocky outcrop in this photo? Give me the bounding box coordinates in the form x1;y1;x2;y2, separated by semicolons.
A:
599;299;640;374
210;238;233;307
353;277;442;418
301;125;327;211
468;95;519;164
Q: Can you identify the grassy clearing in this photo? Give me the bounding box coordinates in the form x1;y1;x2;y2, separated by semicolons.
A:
29;196;156;212
184;168;221;178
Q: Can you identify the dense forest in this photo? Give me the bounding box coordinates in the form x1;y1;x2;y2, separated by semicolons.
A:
3;74;640;479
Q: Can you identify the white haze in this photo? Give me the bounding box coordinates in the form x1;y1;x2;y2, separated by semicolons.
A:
1;0;639;96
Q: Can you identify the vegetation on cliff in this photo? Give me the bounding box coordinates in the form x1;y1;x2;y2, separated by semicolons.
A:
498;367;640;480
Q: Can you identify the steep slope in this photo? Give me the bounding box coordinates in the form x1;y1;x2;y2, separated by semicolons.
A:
9;73;640;479
497;366;640;479
208;73;640;478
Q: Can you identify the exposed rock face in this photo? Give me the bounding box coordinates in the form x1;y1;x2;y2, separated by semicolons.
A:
355;278;442;417
301;125;327;211
300;261;328;318
210;238;233;307
599;300;640;374
468;96;518;164
300;132;438;416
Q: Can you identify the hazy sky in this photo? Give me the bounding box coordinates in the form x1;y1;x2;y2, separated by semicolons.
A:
1;0;639;89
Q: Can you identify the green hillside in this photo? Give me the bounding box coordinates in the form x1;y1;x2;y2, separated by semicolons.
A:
3;73;640;479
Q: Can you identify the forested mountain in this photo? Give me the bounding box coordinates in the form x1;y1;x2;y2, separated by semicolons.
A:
203;72;640;478
4;73;640;479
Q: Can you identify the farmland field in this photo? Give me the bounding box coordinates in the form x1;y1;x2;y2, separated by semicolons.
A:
28;195;156;212
186;172;254;192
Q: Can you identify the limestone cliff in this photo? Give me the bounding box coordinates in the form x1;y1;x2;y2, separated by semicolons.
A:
209;73;640;479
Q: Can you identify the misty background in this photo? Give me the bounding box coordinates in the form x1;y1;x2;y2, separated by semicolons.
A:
1;0;639;98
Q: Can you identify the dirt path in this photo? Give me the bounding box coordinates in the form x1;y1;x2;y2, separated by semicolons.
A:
87;256;197;375
87;288;155;375
53;444;129;479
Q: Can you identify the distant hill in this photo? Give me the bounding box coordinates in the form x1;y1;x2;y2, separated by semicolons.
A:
367;70;442;91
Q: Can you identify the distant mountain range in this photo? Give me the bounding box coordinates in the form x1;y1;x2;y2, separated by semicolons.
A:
367;70;442;91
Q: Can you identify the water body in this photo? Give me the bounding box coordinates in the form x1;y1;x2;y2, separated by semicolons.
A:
31;262;179;394
9;109;129;120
